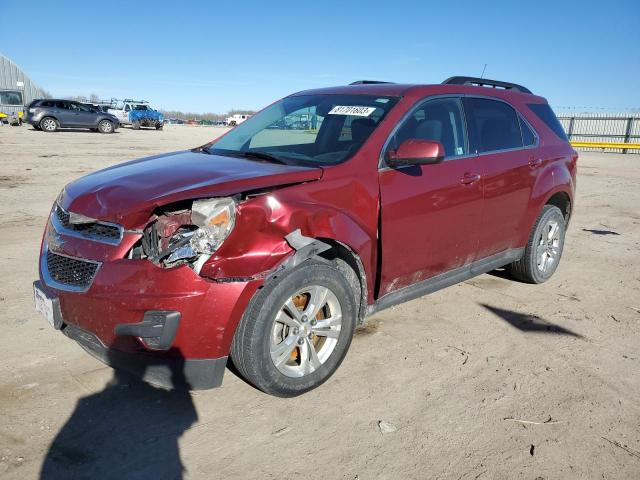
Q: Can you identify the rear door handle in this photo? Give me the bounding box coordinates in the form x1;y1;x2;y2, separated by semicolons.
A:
460;173;481;185
528;158;543;168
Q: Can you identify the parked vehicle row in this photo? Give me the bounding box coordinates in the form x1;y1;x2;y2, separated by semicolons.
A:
168;118;228;126
34;76;577;397
17;96;238;132
22;98;166;133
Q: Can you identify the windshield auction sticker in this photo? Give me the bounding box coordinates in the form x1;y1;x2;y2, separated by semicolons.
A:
328;106;376;116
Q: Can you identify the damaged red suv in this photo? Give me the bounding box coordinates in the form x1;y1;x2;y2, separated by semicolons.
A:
34;77;577;396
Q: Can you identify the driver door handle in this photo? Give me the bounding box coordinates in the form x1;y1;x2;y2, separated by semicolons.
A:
460;173;481;185
528;158;543;168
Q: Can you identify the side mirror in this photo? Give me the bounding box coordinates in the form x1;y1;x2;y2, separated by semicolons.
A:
386;139;445;167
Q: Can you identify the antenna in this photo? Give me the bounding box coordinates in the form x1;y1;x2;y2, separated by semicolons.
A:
480;64;487;79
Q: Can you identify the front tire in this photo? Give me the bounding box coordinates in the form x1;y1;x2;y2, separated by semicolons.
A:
509;205;566;283
97;120;114;134
231;260;357;397
39;117;59;132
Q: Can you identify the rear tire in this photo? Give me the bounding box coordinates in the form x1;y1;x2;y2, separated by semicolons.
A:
231;260;356;397
508;205;566;284
39;117;59;132
97;119;114;134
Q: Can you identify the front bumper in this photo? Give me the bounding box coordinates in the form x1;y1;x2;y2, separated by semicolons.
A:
38;236;261;389
62;321;227;389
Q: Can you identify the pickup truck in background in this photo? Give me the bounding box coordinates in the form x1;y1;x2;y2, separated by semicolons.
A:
108;99;164;130
226;113;251;126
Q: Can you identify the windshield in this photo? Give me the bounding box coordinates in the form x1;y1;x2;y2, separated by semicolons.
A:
207;94;398;166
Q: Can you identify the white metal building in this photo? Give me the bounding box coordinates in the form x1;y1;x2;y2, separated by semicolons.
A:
1;53;47;120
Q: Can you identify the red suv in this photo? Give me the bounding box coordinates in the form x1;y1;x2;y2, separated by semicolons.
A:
34;77;577;396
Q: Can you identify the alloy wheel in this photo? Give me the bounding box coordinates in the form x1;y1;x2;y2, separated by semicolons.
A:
99;120;112;133
270;285;342;378
42;119;57;131
536;218;561;273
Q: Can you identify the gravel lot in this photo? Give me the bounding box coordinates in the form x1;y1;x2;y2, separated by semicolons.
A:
1;124;639;479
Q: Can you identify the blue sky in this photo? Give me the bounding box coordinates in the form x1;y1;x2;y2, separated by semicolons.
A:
2;0;639;113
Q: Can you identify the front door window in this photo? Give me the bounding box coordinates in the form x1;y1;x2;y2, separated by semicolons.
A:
390;98;468;159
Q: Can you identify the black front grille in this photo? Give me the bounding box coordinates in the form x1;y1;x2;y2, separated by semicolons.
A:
54;205;70;225
54;205;121;242
46;251;99;289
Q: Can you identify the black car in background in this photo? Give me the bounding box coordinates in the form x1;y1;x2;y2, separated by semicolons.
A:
26;99;119;133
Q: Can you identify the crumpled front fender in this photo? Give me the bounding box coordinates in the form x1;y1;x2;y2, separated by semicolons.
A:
199;190;377;300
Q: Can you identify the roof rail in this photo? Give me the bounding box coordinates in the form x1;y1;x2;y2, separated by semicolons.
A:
349;80;395;85
442;76;532;94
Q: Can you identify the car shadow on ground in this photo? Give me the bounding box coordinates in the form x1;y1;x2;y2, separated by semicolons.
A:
582;228;620;236
486;267;518;281
40;349;197;480
480;303;583;338
28;128;121;134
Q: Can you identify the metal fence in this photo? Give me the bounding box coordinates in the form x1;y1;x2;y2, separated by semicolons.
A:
557;113;640;154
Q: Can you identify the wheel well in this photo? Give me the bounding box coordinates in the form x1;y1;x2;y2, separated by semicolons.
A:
317;238;368;324
546;192;571;221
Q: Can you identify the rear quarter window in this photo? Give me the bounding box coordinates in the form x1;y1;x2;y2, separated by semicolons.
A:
527;103;568;141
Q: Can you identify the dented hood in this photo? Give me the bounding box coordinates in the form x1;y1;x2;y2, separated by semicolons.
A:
61;150;323;228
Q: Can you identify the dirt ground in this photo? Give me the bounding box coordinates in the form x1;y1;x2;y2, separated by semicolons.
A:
1;124;639;480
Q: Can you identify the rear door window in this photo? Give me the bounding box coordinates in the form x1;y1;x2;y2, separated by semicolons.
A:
463;98;523;153
519;117;537;146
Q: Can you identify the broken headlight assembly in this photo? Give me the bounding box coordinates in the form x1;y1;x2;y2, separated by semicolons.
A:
133;197;236;273
190;198;236;254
